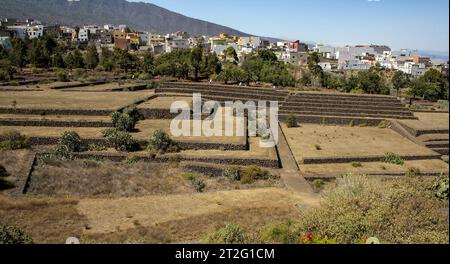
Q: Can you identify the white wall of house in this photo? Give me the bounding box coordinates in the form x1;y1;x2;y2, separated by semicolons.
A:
78;28;89;42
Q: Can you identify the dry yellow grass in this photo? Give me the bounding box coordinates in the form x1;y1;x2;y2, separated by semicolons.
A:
399;112;449;130
302;159;449;176
0;90;151;110
282;124;435;161
0;114;111;122
134;119;245;144
170;137;277;159
0;126;104;138
77;188;319;243
137;96;193;109
63;82;145;92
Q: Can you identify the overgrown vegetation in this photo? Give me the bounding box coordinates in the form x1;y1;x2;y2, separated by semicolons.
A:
239;165;271;184
148;129;178;153
0;131;30;150
382;152;405;165
0;164;14;190
205;223;247;244
286;115;299;128
254;174;449;244
181;172;206;192
111;111;137;132
433;174;449;200
103;128;138;152
0;225;33;244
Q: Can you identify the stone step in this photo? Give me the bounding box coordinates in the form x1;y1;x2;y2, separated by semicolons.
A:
425;141;449;149
279;113;384;126
292;92;399;102
156;88;287;101
418;134;449;142
279;109;416;120
287;97;403;106
159;84;289;96
157;92;287;104
280;105;413;116
281;101;407;110
442;156;449;163
431;148;449;155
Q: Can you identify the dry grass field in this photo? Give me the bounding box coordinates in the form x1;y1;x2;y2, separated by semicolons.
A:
0;90;151;110
0;114;111;122
0;126;104;138
137;96;193;109
282;123;435;161
400;112;449;130
62;82;145;92
168;137;277;160
0;188;317;244
302;159;449;177
134;118;246;144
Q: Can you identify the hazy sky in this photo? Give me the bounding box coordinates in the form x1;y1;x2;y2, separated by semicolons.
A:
129;0;449;52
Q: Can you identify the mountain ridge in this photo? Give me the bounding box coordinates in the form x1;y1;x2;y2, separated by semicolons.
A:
0;0;252;37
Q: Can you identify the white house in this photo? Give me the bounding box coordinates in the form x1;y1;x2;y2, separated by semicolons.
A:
165;36;190;53
398;62;427;78
78;28;89;42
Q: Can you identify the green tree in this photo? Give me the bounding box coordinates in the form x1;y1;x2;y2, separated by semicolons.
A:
419;68;448;100
392;71;410;95
99;47;114;71
140;51;155;74
0;59;16;81
222;47;239;63
9;36;27;68
84;45;99;69
189;46;203;80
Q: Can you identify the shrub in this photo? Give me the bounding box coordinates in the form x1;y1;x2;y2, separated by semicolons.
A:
312;179;325;190
293;174;449;244
182;173;206;192
0;225;33;244
286;115;299;128
432;174;449;200
192;178;206;193
103;129;138;152
378;120;390;129
259;222;300;244
148;130;174;152
382;152;405;165
0;165;8;178
0;178;14;190
405;167;421;177
315;144;322;151
240;165;270;184
111;111;137;132
88;144;107;152
58;131;82;152
53;144;74;160
223;166;241;182
205;224;247;244
349;120;355;127
56;70;69;82
0;131;30;150
125;155;140;165
351;162;362;168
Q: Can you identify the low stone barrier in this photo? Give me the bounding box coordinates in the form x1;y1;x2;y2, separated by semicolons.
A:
279;114;384;127
69;152;280;168
280;109;414;119
0;119;113;128
281;101;406;110
0;108;112;116
156;88;287;101
50;80;108;90
304;170;448;180
302;153;443;164
182;163;224;177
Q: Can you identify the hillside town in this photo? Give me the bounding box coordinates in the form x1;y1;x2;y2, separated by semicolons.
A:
0;18;448;79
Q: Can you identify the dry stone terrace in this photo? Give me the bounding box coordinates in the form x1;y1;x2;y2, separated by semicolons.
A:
0;80;448;197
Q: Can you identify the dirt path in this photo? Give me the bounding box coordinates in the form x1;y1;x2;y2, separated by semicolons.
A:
277;123;315;194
